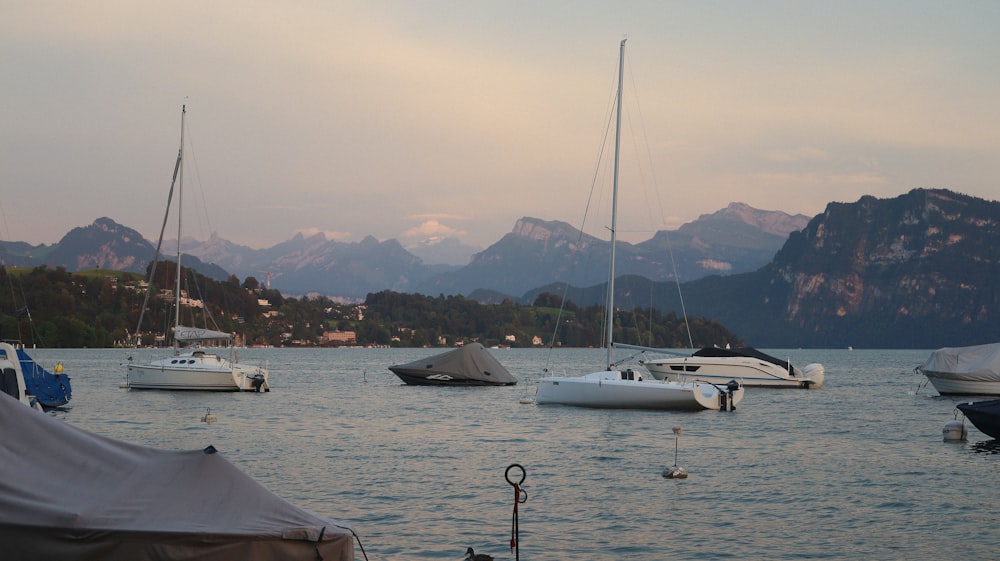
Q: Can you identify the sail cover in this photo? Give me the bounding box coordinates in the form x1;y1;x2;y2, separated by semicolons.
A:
389;343;517;386
174;325;233;342
0;394;355;560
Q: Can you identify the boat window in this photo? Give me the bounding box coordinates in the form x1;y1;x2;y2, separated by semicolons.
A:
686;366;699;372
1;368;18;398
170;359;179;364
670;365;684;371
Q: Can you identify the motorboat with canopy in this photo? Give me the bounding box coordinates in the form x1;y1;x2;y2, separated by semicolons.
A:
917;342;1000;395
637;346;825;389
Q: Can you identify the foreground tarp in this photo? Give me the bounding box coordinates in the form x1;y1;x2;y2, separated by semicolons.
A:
0;394;354;560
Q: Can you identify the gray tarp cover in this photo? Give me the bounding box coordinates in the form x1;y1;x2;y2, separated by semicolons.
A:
0;394;354;561
920;342;1000;382
389;343;517;384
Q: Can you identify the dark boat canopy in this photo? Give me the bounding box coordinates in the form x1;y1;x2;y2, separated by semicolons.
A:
693;346;794;373
389;343;517;386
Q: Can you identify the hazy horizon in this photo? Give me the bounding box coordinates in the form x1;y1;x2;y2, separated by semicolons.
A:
3;2;998;252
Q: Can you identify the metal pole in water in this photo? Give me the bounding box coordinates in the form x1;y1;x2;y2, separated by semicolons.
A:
506;464;527;560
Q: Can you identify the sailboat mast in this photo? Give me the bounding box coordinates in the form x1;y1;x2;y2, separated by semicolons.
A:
174;105;185;352
606;38;625;370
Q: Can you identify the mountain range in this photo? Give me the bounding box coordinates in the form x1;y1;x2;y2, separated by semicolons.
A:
544;188;1000;348
4;188;998;348
0;202;807;301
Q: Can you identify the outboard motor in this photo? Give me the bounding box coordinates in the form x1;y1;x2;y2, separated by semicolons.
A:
251;374;266;392
719;380;740;412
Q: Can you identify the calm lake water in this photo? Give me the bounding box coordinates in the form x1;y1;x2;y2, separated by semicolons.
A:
29;347;1000;560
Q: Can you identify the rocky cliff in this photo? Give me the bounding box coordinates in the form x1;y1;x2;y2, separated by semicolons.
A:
620;188;1000;348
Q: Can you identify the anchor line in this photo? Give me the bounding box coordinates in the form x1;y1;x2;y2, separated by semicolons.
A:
510;481;519;553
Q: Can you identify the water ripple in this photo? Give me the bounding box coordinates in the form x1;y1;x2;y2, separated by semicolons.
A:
36;347;1000;560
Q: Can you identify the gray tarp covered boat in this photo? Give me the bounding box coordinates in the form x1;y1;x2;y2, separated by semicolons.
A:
389;343;517;386
917;342;1000;395
0;393;355;560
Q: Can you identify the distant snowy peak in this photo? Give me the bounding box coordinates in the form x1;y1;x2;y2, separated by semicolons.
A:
406;236;482;267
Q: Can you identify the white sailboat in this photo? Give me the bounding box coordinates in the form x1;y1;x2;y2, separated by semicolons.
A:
125;106;269;392
535;39;743;411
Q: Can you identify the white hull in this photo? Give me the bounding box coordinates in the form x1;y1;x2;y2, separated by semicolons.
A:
126;350;269;392
921;371;1000;396
645;357;825;389
536;370;743;411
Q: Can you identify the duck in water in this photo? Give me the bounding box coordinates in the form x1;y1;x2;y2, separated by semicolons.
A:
465;547;494;561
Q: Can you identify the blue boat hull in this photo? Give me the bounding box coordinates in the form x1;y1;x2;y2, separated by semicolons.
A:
16;348;72;408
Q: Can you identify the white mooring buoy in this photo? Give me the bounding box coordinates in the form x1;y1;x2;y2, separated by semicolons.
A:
942;419;967;442
201;408;218;424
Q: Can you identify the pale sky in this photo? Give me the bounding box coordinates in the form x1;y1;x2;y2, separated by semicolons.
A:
2;1;998;252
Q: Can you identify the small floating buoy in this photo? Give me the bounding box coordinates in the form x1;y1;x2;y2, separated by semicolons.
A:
663;426;688;478
942;419;967;442
54;362;64;374
201;408;217;424
663;465;688;479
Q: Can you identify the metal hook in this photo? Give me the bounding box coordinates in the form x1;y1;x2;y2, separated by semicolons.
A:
505;463;526;486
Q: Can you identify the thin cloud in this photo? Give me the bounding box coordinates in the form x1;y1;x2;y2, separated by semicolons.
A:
401;220;467;242
762;147;832;163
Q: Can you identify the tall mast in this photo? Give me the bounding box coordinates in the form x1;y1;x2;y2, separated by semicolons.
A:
174;105;185;351
606;38;625;370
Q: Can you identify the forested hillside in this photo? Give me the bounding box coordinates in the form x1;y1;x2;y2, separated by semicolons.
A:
0;266;741;349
